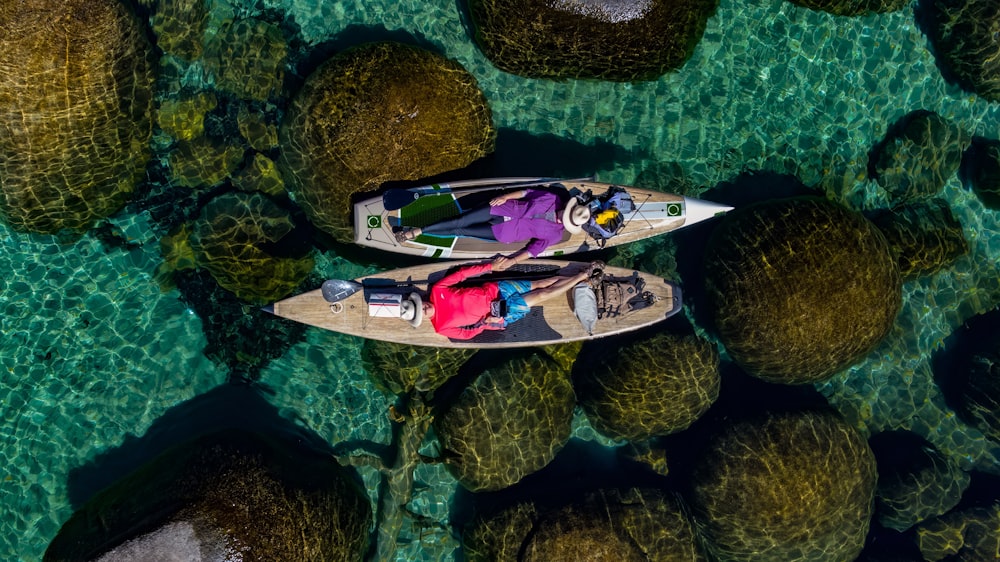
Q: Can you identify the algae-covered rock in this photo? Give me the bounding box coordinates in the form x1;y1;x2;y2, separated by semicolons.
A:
611;488;708;561
871;199;968;280
190;192;313;304
873;199;965;273
434;351;574;491
916;504;1000;561
464;502;541;562
786;0;908;15
575;333;720;441
150;0;208;61
690;409;877;561
926;0;1000;102
0;0;154;233
469;0;717;81
524;501;647;561
157;92;218;142
869;431;969;532
962;136;1000;210
156;223;197;289
203;18;287;102
44;430;371;561
620;440;670;477
168;137;245;188
871;110;970;204
238;105;280;151
951;311;1000;443
233;153;286;197
157;192;314;304
541;341;584;373
464;489;706;562
360;340;475;395
279;42;495;241
704;197;901;384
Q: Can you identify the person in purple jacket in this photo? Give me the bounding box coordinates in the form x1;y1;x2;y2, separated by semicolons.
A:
394;188;591;271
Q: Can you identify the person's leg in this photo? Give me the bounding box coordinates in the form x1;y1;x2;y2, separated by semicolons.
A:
419;206;499;239
496;280;532;325
526;277;561;290
521;271;590;308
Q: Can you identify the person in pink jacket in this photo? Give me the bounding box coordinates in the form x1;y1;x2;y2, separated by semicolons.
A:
394;188;591;271
399;260;599;340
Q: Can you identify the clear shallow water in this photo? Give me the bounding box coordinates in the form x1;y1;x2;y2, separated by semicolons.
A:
2;0;1000;560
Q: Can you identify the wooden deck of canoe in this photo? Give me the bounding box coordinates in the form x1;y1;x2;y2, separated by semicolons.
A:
264;260;682;349
352;177;732;259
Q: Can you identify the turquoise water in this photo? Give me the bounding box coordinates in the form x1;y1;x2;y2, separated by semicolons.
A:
3;0;1000;560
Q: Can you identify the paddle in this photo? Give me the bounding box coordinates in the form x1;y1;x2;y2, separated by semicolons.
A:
321;279;365;303
320;264;565;303
380;177;593;210
321;278;437;303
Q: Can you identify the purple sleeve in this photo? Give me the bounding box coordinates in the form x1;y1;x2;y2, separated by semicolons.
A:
524;192;564;256
524;238;549;257
523;189;558;208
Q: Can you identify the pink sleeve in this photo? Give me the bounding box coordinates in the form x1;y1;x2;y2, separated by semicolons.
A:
435;262;493;288
438;323;487;340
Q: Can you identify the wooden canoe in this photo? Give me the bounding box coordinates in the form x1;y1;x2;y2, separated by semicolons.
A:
263;260;682;348
352;177;733;259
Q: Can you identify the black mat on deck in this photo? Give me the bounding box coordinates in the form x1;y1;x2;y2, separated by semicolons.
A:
458;307;563;344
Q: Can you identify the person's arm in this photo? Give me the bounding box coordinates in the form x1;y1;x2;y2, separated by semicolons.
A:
435;262;494;288
490;189;529;206
437;322;488;339
493;249;531;271
482;316;505;329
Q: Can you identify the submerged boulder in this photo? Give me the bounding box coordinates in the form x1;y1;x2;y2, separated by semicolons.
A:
156;192;314;304
157;92;218;142
434;351;575;492
947;310;1000;443
916;504;1000;561
869;431;969;532
150;0;208;61
238;106;280;152
689;409;877;561
871;199;968;280
360;340;475;395
962;136;1000;210
167;136;245;189
232;153;286;197
575;332;720;441
464;502;540;562
44;430;371;561
925;0;1000;102
279;42;495;241
785;0;908;15
469;0;717;81
523;489;707;561
463;489;706;562
202;18;288;102
0;0;154;233
524;501;647;561
870;110;970;205
704;197;901;384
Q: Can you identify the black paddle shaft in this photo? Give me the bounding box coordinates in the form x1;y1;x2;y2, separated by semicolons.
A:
320;264;564;303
